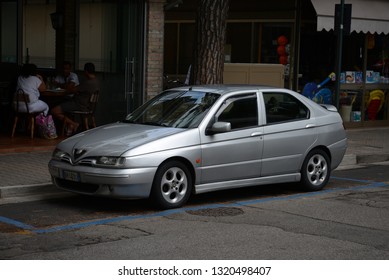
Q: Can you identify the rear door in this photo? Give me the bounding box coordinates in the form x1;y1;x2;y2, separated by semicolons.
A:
260;90;317;177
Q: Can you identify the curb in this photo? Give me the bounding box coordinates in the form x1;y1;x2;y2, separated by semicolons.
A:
0;183;54;199
0;183;69;205
339;154;356;166
357;154;389;164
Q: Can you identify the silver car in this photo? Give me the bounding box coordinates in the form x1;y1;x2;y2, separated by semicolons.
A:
48;85;347;209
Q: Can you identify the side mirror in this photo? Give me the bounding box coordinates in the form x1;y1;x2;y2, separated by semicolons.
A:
206;121;231;135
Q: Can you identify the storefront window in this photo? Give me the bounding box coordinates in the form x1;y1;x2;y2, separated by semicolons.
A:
260;23;292;65
79;1;116;72
164;22;194;80
78;0;145;120
22;0;56;68
164;23;179;75
226;22;254;63
365;34;389;122
1;1;17;63
339;33;389;124
367;34;389;83
164;21;292;85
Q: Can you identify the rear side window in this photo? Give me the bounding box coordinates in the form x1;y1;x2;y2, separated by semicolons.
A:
263;92;309;124
216;93;258;130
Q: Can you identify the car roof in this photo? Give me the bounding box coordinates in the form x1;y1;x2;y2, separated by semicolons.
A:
172;84;278;95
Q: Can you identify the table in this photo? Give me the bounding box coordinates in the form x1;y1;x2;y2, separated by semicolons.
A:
41;88;67;97
40;89;71;108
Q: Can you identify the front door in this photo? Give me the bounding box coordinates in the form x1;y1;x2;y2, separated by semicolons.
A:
200;92;264;185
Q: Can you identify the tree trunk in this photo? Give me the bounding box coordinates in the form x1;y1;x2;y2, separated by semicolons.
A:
192;0;230;85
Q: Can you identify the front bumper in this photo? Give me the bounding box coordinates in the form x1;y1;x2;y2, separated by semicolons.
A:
48;159;157;199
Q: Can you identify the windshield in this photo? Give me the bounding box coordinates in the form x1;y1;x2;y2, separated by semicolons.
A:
124;90;220;128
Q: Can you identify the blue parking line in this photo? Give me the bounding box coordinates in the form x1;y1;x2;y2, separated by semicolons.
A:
0;216;35;230
33;203;231;234
1;178;388;234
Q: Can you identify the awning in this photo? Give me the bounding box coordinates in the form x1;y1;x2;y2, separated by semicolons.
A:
311;0;389;34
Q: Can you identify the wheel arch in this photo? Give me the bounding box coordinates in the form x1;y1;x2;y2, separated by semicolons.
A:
303;145;331;167
156;156;196;192
300;145;332;191
299;145;332;176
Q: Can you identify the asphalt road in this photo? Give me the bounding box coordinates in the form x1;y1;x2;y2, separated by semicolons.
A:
0;163;389;260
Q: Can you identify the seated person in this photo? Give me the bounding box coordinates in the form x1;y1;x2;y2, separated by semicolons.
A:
53;61;79;91
14;63;49;116
51;62;99;135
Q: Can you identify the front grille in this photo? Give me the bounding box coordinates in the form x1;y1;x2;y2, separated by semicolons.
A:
55;178;99;193
61;155;72;164
60;156;95;166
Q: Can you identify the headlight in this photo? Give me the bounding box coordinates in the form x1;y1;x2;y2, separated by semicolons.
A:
52;148;68;160
95;156;126;167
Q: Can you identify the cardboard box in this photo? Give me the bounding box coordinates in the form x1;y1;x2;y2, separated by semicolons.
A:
351;111;361;122
355;72;363;83
345;71;355;83
340;72;345;83
373;72;380;83
366;70;374;83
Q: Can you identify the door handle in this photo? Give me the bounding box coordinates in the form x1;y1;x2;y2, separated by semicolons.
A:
251;132;263;137
305;124;316;128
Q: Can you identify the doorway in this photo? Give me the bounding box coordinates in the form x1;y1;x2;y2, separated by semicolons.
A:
78;0;145;124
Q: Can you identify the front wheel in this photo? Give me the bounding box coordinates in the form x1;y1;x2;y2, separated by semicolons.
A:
300;149;331;191
151;160;193;209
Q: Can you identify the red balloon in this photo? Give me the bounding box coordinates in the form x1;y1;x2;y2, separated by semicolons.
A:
277;45;286;56
277;35;288;46
279;55;288;65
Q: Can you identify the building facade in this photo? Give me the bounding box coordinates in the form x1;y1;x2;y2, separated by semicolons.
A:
164;0;389;128
1;0;389;132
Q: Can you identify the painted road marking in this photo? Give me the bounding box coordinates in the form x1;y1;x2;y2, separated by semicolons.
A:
0;178;388;234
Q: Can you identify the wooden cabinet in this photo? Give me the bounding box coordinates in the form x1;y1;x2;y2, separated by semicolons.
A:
223;63;285;87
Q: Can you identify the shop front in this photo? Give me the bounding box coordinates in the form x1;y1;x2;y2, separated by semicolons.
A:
164;0;389;128
310;0;389;128
0;0;147;134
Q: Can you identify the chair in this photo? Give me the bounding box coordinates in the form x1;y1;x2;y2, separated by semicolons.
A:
11;89;44;139
63;90;99;135
366;89;384;121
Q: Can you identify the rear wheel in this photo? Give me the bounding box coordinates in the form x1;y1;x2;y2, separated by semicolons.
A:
301;149;331;191
151;160;192;209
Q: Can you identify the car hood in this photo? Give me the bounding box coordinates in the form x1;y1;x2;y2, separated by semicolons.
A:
56;122;186;157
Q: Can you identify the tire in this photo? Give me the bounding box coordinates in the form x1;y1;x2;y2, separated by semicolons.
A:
300;149;331;191
151;160;193;209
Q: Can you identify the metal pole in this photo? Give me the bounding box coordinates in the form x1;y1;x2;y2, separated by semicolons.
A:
335;0;345;109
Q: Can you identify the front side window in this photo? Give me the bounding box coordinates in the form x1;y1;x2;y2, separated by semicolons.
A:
263;91;309;124
216;93;258;130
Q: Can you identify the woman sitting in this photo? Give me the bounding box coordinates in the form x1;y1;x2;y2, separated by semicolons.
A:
14;63;49;116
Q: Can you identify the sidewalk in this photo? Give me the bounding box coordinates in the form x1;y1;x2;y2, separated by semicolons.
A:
0;127;389;203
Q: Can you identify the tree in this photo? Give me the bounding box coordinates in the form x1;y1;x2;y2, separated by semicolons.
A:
192;0;231;85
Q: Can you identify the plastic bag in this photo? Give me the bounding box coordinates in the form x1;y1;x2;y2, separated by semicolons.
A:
36;113;58;139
